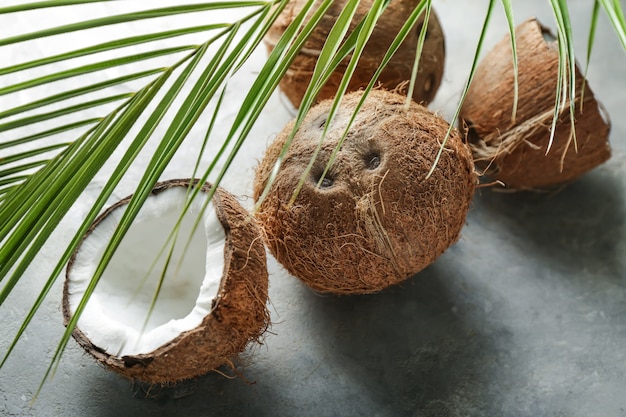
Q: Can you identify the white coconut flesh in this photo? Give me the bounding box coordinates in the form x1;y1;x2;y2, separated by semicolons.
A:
66;187;226;357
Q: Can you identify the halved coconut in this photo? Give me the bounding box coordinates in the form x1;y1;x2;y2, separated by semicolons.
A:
265;0;446;108
253;90;476;294
460;18;611;190
63;179;269;384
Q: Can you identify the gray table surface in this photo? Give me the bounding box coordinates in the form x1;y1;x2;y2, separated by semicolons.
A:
1;1;625;416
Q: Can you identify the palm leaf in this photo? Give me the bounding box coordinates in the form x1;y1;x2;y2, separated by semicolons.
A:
0;24;228;76
547;0;577;154
426;0;498;179
0;93;133;134
0;2;269;46
0;0;278;384
0;70;162;120
600;0;626;49
500;0;518;122
0;0;625;400
0;1;115;14
580;1;601;109
0;47;194;96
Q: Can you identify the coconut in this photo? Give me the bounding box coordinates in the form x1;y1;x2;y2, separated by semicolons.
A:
460;18;611;190
253;90;476;294
265;0;446;108
63;179;269;384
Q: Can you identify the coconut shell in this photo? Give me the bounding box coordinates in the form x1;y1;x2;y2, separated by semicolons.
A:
63;179;270;384
254;90;476;294
265;0;445;108
460;18;611;190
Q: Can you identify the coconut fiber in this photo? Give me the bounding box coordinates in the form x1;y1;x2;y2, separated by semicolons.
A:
254;90;476;294
264;0;446;108
460;18;611;190
64;179;270;384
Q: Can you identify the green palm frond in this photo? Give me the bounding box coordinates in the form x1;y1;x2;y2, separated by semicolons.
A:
500;0;518;122
600;0;626;49
426;0;498;179
0;0;282;376
547;0;576;153
0;0;625;398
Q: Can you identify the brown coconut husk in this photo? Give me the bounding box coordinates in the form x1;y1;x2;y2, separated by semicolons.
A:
265;0;446;108
254;90;476;294
63;179;270;385
460;18;611;190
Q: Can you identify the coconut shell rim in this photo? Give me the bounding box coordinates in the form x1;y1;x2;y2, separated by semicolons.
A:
460;17;611;190
63;178;269;383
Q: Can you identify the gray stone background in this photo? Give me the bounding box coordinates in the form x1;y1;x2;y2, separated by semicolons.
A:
1;1;625;416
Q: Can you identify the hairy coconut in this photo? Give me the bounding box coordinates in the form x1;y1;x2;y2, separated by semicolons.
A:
63;179;269;384
460;18;611;190
253;90;476;294
265;0;446;108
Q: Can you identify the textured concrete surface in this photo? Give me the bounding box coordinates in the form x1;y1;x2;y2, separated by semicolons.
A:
1;1;626;416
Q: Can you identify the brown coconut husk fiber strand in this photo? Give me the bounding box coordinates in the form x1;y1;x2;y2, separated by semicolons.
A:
264;0;445;108
460;18;611;190
63;179;270;385
254;90;476;295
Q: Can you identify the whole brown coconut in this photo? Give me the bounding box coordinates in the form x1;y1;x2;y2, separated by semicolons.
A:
254;90;476;294
63;179;269;384
460;18;611;190
265;0;446;108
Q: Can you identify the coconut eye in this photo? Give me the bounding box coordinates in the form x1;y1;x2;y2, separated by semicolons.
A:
313;171;334;188
466;124;481;145
364;152;381;170
319;176;334;188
